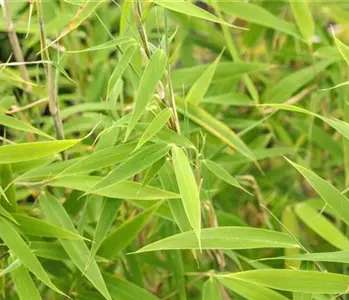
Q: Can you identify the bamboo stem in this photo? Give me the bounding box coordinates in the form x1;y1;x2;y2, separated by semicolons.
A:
1;0;32;95
36;0;67;160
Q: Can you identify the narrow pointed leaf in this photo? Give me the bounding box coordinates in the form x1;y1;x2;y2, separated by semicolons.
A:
105;274;159;300
186;52;222;106
203;278;222;300
203;159;250;194
12;264;42;300
136;227;300;252
285;157;349;226
89;198;122;260
98;203;160;259
289;0;314;42
49;175;179;200
334;34;349;66
0;114;52;139
107;43;138;97
219;1;300;39
126;50;167;138
0;217;64;296
155;0;242;28
176;97;256;162
0;140;80;164
142;156;167;187
86;144;170;195
136;108;172;150
39;192;111;300
224;270;349;294
218;277;288;300
171;146;201;247
12;214;85;240
294;203;349;250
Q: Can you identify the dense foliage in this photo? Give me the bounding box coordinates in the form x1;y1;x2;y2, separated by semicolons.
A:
2;0;349;299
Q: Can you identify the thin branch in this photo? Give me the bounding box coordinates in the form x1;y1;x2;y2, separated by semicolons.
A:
36;0;67;160
6;98;48;115
1;0;32;95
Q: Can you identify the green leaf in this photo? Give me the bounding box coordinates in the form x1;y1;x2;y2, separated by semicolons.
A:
85;143;170;195
142;156;167;187
334;34;349;67
136;227;300;252
11;264;42;300
0;257;21;277
155;0;241;28
203;278;222;300
107;43;138;97
126;50;168;139
49;175;179;200
171;62;270;90
223;270;349;294
0;164;17;212
201;92;254;106
176;97;256;162
67;37;134;54
261;104;349;142
289;0;315;42
98;203;160;260
0;217;64;296
17;142;137;181
0;114;52;139
104;273;159;300
218;276;288;300
136;109;172;150
89;198;122;261
186;51;222;106
39;192;112;300
285;157;349;227
171;146;201;247
262;60;333;103
202;159;250;194
135;123;194;148
12;214;85;240
294;202;349;250
218;1;301;39
0;140;80;164
262;250;349;264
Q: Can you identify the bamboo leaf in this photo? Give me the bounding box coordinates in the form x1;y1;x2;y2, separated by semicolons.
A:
218;276;288;300
202;159;250;194
186;51;222;106
39;192;112;300
12;214;85;240
294;202;349;250
85;143;170;195
89;198;122;261
289;0;315;42
49;175;179;200
155;0;242;28
0;217;65;296
0;140;80;164
223;270;349;294
176;97;256;162
98;203;160;260
136;109;172;150
136;227;300;252
11;264;42;300
0;114;52;139
285;157;349;227
218;1;300;39
126;50;168;139
171;145;201;247
107;43;138;97
203;278;222;300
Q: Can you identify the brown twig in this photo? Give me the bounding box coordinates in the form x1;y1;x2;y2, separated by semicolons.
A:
6;98;48;115
1;0;32;95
